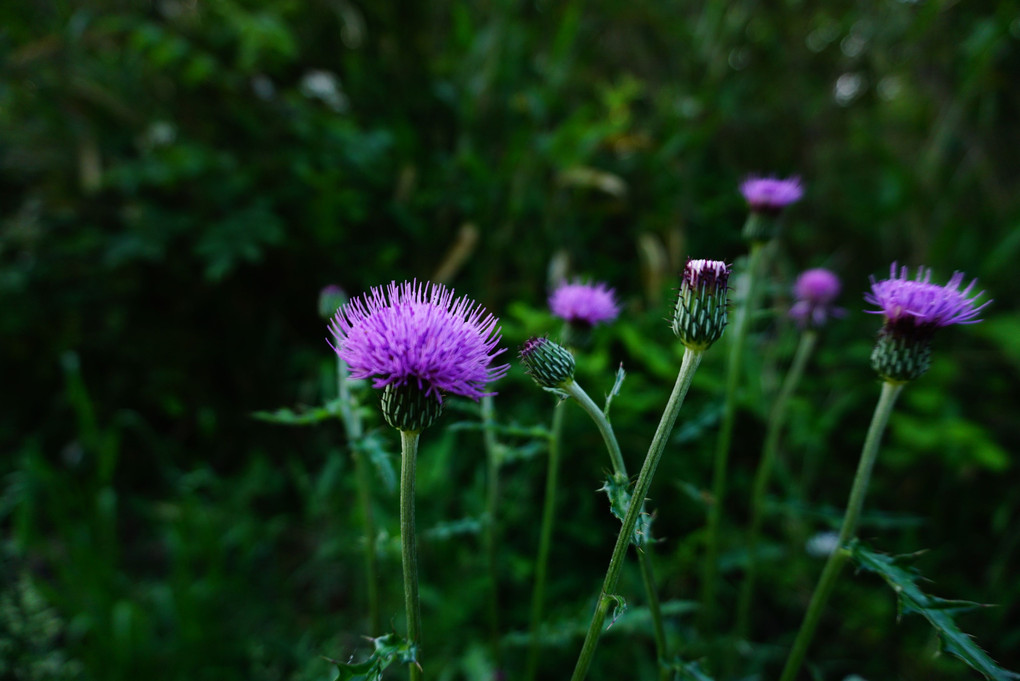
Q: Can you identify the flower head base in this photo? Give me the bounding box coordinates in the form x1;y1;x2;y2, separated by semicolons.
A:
318;285;349;320
864;264;990;382
672;259;731;351
789;268;844;329
329;280;509;431
520;337;576;389
740;175;803;242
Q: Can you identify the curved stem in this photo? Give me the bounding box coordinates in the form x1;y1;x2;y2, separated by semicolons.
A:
778;380;904;681
570;349;704;681
563;379;668;676
525;400;566;681
400;430;424;681
701;240;766;630
337;358;381;635
737;329;818;640
481;395;502;672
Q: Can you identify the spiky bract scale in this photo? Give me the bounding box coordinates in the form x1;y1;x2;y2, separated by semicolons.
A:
520;337;576;388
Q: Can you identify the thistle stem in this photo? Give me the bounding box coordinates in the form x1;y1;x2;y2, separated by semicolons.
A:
481;395;502;672
524;400;567;681
564;379;668;678
569;349;704;681
399;429;424;681
778;380;904;681
701;240;766;630
337;357;381;635
737;329;818;640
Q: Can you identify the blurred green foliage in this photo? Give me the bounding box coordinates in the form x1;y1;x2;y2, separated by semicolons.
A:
2;0;1019;679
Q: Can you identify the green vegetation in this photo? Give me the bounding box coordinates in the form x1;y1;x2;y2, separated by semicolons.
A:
2;1;1018;679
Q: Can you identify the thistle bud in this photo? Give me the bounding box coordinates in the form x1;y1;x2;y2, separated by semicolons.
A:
672;259;731;351
519;337;576;388
381;381;444;433
318;285;349;320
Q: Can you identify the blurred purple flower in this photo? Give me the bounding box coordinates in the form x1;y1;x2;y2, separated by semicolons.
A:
549;280;620;327
329;280;508;402
740;176;803;214
864;264;990;337
789;268;844;329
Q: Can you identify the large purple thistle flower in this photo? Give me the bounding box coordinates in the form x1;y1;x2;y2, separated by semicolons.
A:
740;175;803;214
864;264;989;335
329;280;509;403
549;280;620;327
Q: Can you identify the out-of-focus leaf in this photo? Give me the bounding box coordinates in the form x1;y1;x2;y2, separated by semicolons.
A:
328;633;418;681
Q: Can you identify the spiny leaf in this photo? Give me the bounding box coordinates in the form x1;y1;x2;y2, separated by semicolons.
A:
603;364;626;417
328;633;418;681
849;541;1019;681
600;474;654;547
251;399;341;425
605;593;627;629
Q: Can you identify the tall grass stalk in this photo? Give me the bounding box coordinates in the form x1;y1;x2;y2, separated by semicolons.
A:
336;356;381;635
524;400;566;681
701;241;766;629
736;329;818;640
569;348;704;681
778;380;904;681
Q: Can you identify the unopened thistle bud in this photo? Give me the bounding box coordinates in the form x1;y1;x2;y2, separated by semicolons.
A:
672;259;731;351
864;264;990;383
519;337;576;388
318;285;349;320
739;175;803;242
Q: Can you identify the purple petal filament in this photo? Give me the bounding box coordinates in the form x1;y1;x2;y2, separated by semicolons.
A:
864;263;990;330
329;280;509;402
549;280;620;326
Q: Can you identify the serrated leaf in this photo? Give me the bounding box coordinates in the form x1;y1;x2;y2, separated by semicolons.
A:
600;475;654;547
252;399;341;425
605;593;627;629
329;633;418;681
603;364;626;417
849;541;1019;681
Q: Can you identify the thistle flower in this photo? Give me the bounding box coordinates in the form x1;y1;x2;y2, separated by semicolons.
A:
740;176;804;214
740;175;803;242
789;268;844;329
864;264;990;382
672;258;731;351
520;337;576;389
318;284;349;320
549;279;620;348
329;280;509;432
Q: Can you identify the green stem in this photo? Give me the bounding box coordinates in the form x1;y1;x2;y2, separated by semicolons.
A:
736;329;818;640
337;358;381;635
524;400;566;681
400;430;424;681
778;380;904;681
570;349;704;681
564;380;668;677
701;240;766;630
481;395;502;672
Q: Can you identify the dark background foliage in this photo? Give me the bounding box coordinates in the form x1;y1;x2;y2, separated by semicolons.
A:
1;1;1019;679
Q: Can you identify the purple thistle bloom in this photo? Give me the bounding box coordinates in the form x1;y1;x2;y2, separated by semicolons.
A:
864;264;990;334
329;280;509;402
549;280;620;327
740;175;804;214
789;268;844;329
